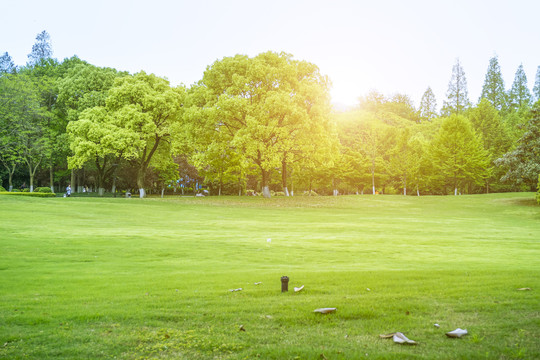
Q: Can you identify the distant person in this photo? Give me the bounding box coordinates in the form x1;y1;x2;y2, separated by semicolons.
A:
66;184;72;197
20;182;27;191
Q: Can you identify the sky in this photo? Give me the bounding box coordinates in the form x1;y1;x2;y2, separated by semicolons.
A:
2;0;540;109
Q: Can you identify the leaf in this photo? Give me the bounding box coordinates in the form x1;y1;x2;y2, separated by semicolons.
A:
380;332;417;345
392;332;418;345
446;328;468;338
313;307;336;314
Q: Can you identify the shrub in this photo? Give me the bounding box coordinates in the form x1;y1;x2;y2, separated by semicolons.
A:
0;192;56;197
35;187;52;193
22;188;30;192
302;190;318;196
537;174;540;205
246;190;258;196
274;191;286;196
0;186;6;192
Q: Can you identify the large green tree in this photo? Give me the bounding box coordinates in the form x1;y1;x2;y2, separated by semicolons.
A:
197;51;334;198
427;115;489;195
496;103;540;190
0;74;42;190
479;56;507;112
468;99;512;192
69;72;185;197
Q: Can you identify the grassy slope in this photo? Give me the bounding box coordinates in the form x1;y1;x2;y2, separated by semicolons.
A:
0;193;539;359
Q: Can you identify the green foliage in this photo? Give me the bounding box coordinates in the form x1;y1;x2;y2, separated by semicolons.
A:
0;191;55;197
0;185;6;192
537;174;540;204
428;115;489;194
197;51;335;197
497;104;540;189
35;186;52;193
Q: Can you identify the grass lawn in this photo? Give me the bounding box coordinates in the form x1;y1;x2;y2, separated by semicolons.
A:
0;193;539;359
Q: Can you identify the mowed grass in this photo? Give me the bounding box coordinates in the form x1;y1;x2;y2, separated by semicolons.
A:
0;193;539;359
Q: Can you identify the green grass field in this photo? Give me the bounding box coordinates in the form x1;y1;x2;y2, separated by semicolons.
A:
1;193;539;359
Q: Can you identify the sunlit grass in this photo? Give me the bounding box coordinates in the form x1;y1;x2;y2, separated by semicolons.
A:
0;193;539;359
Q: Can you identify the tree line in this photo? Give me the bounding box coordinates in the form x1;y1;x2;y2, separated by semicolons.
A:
1;31;539;198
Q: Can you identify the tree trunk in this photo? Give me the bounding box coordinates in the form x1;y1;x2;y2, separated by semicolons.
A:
261;168;271;198
49;165;54;192
112;170;117;197
3;162;16;192
219;173;222;196
25;159;41;192
403;175;407;196
161;187;164;198
137;168;146;198
371;161;376;195
70;169;75;195
454;187;458;196
281;160;290;196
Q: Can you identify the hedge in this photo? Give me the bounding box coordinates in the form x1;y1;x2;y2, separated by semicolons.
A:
0;192;56;197
35;187;53;193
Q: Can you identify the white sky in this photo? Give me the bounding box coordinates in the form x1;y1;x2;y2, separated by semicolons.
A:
2;0;539;109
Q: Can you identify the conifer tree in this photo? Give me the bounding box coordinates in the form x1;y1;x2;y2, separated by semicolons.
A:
419;86;437;122
479;56;507;112
532;65;540;103
27;31;53;66
442;59;470;116
508;64;531;111
0;52;16;74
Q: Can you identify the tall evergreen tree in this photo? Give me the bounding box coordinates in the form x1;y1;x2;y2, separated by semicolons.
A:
419;86;437;122
479;56;507;112
508;64;531;111
532;65;540;103
442;58;470;116
27;30;53;66
0;52;16;74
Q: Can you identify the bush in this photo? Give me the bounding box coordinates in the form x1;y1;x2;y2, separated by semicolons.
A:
35;187;52;193
537;174;540;205
302;190;318;196
246;190;259;196
22;188;30;192
0;186;6;192
0;192;56;197
274;191;286;196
